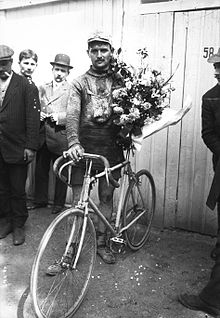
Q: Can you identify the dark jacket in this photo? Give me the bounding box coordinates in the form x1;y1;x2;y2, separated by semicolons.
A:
0;72;40;164
201;84;220;209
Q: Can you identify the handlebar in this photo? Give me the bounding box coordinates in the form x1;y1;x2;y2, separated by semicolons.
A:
53;152;120;188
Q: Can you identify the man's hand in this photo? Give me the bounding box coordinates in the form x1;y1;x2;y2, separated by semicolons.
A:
63;144;84;161
24;148;35;163
49;113;58;123
40;111;47;121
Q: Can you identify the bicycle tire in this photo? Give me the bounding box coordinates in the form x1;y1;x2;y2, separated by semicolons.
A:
122;169;156;250
30;208;96;318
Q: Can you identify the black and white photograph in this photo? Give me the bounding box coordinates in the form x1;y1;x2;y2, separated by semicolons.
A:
0;0;220;317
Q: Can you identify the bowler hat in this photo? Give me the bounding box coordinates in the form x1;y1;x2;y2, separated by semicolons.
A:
0;45;14;61
208;48;220;64
88;30;112;47
50;53;73;69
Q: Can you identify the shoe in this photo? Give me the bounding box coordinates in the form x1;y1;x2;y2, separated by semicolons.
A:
0;223;13;239
51;205;64;214
46;260;63;276
210;244;220;260
97;246;116;264
178;293;220;317
46;244;76;276
13;227;25;246
27;203;47;210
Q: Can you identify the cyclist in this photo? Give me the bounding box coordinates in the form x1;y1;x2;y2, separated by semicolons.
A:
65;31;125;264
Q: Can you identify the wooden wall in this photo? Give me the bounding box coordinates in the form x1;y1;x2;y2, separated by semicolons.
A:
1;0;220;235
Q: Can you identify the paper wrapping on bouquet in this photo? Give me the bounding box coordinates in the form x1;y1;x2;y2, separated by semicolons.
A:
132;96;193;151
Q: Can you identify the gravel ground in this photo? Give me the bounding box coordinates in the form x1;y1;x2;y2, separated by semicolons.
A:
0;207;216;318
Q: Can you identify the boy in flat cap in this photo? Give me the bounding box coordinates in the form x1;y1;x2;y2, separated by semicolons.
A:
178;48;220;317
64;31;124;266
0;44;40;245
29;53;72;214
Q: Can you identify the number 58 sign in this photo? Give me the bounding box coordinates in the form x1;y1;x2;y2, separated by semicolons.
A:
203;47;214;59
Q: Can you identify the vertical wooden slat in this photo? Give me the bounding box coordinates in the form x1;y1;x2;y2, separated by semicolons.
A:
136;12;174;228
174;9;220;234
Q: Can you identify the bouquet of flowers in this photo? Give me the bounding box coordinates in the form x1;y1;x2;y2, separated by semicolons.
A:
110;48;175;149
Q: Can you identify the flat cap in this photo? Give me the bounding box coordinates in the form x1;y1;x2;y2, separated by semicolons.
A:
88;30;112;46
207;48;220;64
0;45;14;61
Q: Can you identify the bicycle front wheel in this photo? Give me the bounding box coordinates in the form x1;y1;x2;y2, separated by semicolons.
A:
122;169;156;250
30;208;96;318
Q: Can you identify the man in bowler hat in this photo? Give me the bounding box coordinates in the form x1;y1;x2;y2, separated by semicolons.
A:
0;45;40;245
29;53;73;214
179;48;220;317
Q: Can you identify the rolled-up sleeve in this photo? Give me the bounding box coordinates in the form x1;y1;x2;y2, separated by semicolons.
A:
66;80;82;148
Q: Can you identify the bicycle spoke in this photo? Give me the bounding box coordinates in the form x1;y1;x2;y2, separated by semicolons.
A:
122;170;156;250
31;209;96;318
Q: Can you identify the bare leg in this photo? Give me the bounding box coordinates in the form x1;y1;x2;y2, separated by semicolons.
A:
97;177;114;233
96;177;116;264
71;185;82;207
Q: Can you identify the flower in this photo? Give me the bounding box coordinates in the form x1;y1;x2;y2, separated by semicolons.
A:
110;47;175;149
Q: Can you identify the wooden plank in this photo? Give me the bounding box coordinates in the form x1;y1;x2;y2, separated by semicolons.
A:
0;0;63;10
131;12;174;228
139;0;220;15
187;9;220;234
174;9;220;234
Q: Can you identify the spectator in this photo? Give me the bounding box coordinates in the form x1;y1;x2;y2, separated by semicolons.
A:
18;48;38;79
18;49;40;208
0;45;40;245
178;48;220;317
28;53;72;214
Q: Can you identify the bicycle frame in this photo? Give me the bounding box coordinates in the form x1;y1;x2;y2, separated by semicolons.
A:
55;149;149;269
88;162;147;237
68;151;147;245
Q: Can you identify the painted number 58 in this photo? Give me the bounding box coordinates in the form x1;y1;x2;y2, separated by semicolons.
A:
203;47;214;58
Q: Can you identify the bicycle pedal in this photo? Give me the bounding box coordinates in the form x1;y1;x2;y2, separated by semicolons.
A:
110;237;125;244
110;237;126;253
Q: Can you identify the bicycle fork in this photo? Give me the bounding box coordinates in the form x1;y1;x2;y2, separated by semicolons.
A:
61;206;88;270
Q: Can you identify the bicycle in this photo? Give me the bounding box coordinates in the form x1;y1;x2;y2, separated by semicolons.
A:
30;149;156;318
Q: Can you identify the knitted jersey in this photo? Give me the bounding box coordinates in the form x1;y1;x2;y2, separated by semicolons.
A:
66;67;124;169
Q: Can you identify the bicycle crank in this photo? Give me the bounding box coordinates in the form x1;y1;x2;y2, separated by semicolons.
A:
110;237;127;253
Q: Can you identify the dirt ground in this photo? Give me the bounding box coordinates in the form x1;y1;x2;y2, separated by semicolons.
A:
0;206;217;318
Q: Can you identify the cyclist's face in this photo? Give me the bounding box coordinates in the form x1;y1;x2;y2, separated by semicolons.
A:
52;65;69;83
88;42;112;71
19;57;37;77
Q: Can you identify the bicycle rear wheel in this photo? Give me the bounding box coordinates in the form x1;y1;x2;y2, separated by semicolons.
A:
30;208;96;318
122;169;156;250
